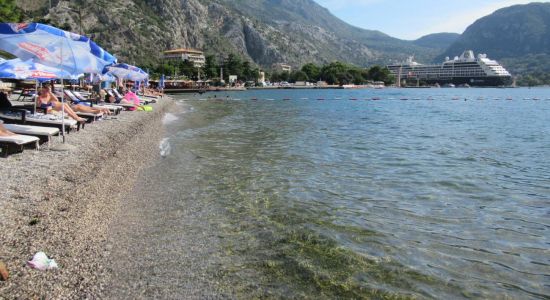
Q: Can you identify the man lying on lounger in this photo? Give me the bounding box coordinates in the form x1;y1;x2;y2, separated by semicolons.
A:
37;85;109;121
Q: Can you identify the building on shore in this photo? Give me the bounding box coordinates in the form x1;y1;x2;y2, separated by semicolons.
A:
163;48;206;68
272;63;292;73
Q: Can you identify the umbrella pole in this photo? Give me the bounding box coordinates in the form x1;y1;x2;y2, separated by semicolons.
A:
61;78;66;143
52;79;75;151
34;80;38;114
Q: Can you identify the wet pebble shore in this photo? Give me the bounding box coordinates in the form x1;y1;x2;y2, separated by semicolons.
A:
0;97;173;299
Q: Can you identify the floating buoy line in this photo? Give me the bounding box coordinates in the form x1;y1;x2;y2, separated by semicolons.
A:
190;96;547;102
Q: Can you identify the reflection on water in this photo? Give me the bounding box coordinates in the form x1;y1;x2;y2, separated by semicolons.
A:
153;88;550;298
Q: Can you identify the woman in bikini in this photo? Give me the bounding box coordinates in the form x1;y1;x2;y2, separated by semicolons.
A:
37;86;110;120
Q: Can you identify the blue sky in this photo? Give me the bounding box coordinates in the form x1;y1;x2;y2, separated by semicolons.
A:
313;0;550;40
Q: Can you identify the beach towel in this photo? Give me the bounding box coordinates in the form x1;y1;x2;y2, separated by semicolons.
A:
137;105;153;112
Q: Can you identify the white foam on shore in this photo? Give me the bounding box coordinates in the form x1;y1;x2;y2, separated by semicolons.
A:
162;113;179;125
159;138;171;157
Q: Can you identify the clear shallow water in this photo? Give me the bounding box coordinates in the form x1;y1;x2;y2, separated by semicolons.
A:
151;88;549;299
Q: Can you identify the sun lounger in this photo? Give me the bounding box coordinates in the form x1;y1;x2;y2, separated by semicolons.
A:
0;134;39;157
106;90;136;109
71;91;122;115
16;89;37;102
0;110;82;132
3;124;59;146
111;89;153;105
62;90;104;122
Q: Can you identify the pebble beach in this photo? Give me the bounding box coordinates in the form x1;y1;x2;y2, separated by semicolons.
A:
0;97;174;298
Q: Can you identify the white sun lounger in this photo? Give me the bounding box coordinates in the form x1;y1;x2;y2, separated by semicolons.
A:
3;124;59;146
0;134;40;157
71;91;123;114
63;91;104;122
0;111;81;132
76;111;103;122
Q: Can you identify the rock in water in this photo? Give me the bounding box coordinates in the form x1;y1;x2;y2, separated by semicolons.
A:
0;261;8;281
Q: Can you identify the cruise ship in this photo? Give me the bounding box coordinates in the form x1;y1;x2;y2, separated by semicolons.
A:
387;50;513;87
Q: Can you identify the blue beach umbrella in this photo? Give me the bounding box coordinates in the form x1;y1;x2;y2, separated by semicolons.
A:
0;23;117;143
0;58;82;81
0;23;116;74
104;63;148;81
0;58;84;114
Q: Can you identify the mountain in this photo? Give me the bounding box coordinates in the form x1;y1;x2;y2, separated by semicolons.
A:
413;33;460;50
437;2;550;80
14;0;440;68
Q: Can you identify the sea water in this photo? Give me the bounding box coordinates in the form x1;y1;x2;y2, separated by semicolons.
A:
118;88;550;299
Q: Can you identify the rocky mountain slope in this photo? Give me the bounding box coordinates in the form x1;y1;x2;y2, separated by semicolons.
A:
15;0;439;68
413;33;460;50
438;2;550;78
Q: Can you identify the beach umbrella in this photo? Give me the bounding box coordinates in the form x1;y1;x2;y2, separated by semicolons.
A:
0;58;83;114
0;23;117;144
104;63;148;81
0;58;82;81
0;23;116;74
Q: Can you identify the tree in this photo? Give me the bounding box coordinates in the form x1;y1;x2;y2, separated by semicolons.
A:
301;63;320;81
178;59;196;79
225;53;243;81
290;70;308;83
366;66;395;85
321;62;350;85
242;61;256;81
348;68;365;85
0;0;22;22
203;55;218;79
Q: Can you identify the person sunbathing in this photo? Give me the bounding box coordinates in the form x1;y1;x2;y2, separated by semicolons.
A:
0;120;15;136
103;89;140;109
38;86;110;119
65;90;111;115
37;86;86;122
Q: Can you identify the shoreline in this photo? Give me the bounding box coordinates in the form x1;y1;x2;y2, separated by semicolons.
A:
0;97;174;298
